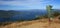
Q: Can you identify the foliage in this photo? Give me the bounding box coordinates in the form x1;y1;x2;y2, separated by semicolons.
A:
0;22;12;26
46;5;53;19
37;16;43;19
53;11;60;17
34;10;60;20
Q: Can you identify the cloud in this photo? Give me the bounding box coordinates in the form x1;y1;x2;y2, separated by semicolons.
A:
0;0;54;9
0;0;52;6
0;5;29;10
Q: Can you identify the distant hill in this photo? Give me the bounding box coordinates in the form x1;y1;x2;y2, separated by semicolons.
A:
0;9;60;22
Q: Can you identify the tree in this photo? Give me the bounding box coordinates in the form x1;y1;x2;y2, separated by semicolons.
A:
46;5;53;20
46;5;53;26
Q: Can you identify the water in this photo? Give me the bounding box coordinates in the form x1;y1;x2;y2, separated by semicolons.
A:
0;9;58;22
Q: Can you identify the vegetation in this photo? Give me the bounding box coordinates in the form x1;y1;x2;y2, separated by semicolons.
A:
34;5;60;20
34;10;60;20
53;11;60;17
34;16;43;20
0;22;12;26
46;5;53;19
0;5;60;26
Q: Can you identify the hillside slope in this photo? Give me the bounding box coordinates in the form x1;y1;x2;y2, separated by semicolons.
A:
0;19;60;28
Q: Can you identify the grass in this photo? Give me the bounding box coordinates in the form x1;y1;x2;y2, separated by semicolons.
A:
0;15;60;28
0;19;60;28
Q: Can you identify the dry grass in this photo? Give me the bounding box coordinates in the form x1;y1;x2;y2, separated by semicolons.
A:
0;19;60;28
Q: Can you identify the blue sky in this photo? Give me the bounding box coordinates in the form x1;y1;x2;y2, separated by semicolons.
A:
0;0;60;10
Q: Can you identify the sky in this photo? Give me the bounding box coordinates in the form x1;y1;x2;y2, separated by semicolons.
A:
0;0;60;10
